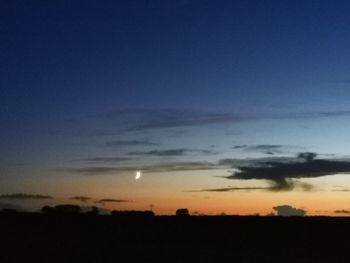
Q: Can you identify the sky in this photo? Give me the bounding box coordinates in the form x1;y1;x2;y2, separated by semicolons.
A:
2;0;350;215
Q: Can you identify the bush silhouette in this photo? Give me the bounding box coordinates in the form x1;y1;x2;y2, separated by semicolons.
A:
41;205;55;213
176;208;189;216
41;204;81;214
1;208;17;213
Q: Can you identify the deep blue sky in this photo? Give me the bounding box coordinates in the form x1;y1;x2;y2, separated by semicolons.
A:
2;1;350;214
3;1;350;115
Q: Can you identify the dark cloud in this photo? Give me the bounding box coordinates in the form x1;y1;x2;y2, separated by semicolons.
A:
334;209;350;214
218;156;296;166
65;151;350;193
298;182;314;191
187;182;313;192
66;167;123;175
128;148;217;157
0;193;53;200
232;144;303;155
232;145;248;149
78;157;132;163
95;199;130;204
128;149;186;156
71;196;91;202
186;186;268;192
273;205;306;216
105;139;159;147
242;145;282;150
63;161;218;175
297;152;317;161
224;152;350;191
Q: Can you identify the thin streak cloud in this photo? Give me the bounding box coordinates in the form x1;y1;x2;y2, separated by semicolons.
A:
93;108;350;134
0;193;53;200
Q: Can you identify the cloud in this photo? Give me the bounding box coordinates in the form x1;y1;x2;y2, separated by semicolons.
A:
71;196;91;202
334;209;350;214
225;130;242;136
95;199;130;204
332;186;350;192
128;149;186;156
232;145;249;149
0;193;53;200
66;167;124;175
128;148;217;157
52;108;350;138
98;108;252;132
278;110;350;119
96;108;350;134
105;139;159;147
78;157;132;163
186;186;268;192
297;152;317;161
65;151;350;193
232;144;303;155
224;152;350;191
187;183;313;192
273;205;306;216
218;156;297;167
64;161;219;175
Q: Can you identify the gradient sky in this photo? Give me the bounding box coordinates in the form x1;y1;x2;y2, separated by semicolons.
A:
2;0;350;215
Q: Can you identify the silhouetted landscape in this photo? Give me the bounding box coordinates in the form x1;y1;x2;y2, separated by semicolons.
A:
3;1;350;262
1;210;349;263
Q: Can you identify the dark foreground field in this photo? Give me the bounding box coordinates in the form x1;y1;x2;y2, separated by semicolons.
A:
1;213;349;263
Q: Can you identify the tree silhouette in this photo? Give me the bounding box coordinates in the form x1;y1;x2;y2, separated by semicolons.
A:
176;208;189;216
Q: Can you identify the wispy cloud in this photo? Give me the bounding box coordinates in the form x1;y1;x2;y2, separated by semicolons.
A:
65;167;126;175
63;161;219;175
98;108;253;133
77;157;132;163
232;144;303;155
334;209;350;214
53;108;350;137
71;196;91;202
187;182;313;192
278;110;350;119
128;149;186;156
128;148;218;157
95;199;130;204
95;108;350;134
186;186;268;192
0;193;53;200
105;139;159;147
332;186;350;192
64;150;350;193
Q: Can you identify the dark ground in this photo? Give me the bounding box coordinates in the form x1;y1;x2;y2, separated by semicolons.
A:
1;213;349;263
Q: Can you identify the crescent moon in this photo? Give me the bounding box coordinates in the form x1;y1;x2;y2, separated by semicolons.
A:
135;171;141;180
